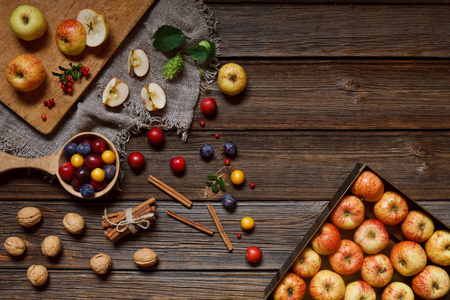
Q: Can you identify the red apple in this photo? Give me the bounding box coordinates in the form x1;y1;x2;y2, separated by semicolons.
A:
292;246;321;278
272;272;306;300
412;265;450;300
374;191;409;225
360;254;393;288
329;239;364;275
354;219;389;254
309;270;345;300
330;195;365;230
311;222;341;255
350;170;384;202
5;54;45;92
381;282;414;300
390;240;427;277
401;210;435;243
344;281;376;300
55;19;86;55
425;229;450;266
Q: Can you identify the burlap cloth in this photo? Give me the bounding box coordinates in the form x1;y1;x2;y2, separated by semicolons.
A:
0;0;220;159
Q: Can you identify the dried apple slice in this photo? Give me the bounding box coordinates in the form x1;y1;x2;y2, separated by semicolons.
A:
77;8;109;47
127;49;149;77
140;83;166;111
102;78;129;107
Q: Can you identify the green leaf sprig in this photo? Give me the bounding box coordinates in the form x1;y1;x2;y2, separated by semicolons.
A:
152;25;216;81
52;63;84;84
205;174;226;194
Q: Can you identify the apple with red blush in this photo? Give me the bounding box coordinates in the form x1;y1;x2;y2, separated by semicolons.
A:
292;246;321;278
311;222;341;255
412;265;450;300
354;219;389;254
350;170;384;202
390;240;427;277
401;210;435;243
328;239;364;275
425;229;450;266
272;272;306;300
361;253;393;288
309;270;345;300
374;191;409;226
329;195;365;230
382;282;414;300
344;281;376;300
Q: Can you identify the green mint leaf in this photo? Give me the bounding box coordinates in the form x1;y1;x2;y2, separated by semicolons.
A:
205;180;213;186
152;25;186;52
211;182;218;193
218;177;226;191
207;174;218;180
187;45;209;60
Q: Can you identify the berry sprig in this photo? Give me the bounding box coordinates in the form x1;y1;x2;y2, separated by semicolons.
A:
52;63;90;94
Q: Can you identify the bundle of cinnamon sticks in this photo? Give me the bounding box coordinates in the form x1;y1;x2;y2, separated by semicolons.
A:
103;197;157;243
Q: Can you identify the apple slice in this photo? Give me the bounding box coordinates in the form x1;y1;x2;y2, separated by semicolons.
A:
127;49;149;77
102;78;129;107
140;83;166;111
77;8;109;47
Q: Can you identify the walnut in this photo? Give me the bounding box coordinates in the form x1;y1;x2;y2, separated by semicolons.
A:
17;207;42;227
4;236;26;256
62;213;85;235
90;253;111;275
133;248;158;267
27;265;48;287
41;235;62;257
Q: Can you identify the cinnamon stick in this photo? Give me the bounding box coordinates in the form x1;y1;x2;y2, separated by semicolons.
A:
148;175;192;208
106;207;156;243
102;197;156;227
167;210;214;236
207;204;233;251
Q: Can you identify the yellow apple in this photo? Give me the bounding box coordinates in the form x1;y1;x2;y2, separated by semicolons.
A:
9;5;47;41
217;63;247;96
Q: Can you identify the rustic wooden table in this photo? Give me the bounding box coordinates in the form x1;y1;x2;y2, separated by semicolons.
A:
1;1;450;299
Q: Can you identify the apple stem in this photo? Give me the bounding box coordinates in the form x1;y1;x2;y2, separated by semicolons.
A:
21;16;29;24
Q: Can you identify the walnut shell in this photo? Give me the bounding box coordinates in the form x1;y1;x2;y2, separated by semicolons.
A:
133;248;158;267
27;265;48;287
41;235;62;257
4;236;26;256
90;253;111;275
62;213;85;235
17;207;42;227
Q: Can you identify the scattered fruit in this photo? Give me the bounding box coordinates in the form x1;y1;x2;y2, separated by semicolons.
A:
215;133;220;139
77;9;109;47
241;217;255;231
9;5;47;41
223;141;237;157
147;127;165;146
200;120;205;127
221;194;237;210
230;170;245;185
200;144;214;160
127;152;145;170
224;159;230;165
141;82;166;111
41;115;47;121
5;54;45;92
218;63;247;96
246;246;262;263
170;156;185;173
55;19;87;55
200;97;217;115
127;49;149;77
102;78;129;107
237;233;241;239
250;182;255;189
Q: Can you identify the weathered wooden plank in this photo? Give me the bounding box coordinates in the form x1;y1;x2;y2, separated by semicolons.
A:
1;131;450;201
209;0;450;3
0;201;448;271
0;269;271;299
209;4;450;57
193;60;450;130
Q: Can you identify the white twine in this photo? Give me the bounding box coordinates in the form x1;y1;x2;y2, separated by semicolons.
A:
104;208;154;234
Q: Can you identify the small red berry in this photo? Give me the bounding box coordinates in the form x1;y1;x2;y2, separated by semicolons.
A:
61;84;67;89
200;120;205;127
215;133;220;139
85;67;90;72
250;182;255;189
49;99;55;106
43;100;49;107
82;72;88;77
66;76;72;82
225;159;230;165
81;66;86;71
67;88;73;93
237;233;241;239
41;115;47;121
67;82;73;88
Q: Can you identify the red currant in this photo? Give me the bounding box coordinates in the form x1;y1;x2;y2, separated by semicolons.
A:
200;120;205;127
215;133;220;139
61;84;67;89
49;99;55;106
237;233;241;239
225;159;230;165
81;66;86;71
67;88;73;93
67;82;73;88
66;76;72;82
82;72;88;77
43;100;49;107
250;182;255;189
41;115;47;121
85;67;90;72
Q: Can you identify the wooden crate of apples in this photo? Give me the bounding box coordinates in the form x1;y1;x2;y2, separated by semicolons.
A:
265;164;450;300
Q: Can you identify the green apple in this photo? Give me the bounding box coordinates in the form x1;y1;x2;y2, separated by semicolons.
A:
10;5;47;41
55;19;86;56
5;54;46;92
218;63;247;96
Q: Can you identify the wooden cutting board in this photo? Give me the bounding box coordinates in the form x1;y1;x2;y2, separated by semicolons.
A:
0;0;156;134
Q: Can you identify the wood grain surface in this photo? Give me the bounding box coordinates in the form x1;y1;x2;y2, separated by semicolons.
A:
1;1;450;299
0;0;155;134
